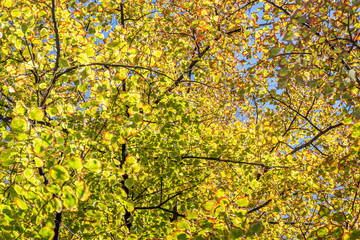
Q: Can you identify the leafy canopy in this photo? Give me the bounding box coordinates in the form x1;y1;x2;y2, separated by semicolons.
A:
0;0;360;239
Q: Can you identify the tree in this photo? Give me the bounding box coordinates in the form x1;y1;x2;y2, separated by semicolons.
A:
0;0;359;239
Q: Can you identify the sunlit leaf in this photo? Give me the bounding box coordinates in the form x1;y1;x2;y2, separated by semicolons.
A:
11;117;28;132
29;108;45;121
236;197;249;207
39;227;55;240
175;221;190;230
62;186;78;210
50;165;70;181
84;159;102;173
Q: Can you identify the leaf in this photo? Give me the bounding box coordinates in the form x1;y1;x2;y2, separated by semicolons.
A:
201;201;215;211
218;197;230;206
47;107;58;117
75;181;91;201
39;227;55;240
185;209;198;220
229;228;244;239
84;159;102;173
215;188;225;198
15;198;28;210
29;108;45;121
65;156;83;170
316;227;329;238
172;231;191;240
236;197;249;207
350;229;360;240
125;155;137;165
249;221;264;235
0;149;12;162
62;186;78;210
47;185;61;195
175;221;190;230
53;198;62;213
332;212;346;224
124;178;134;188
11;117;28;132
153;50;162;59
34;157;44;167
270;47;280;56
78;53;90;64
24;168;34;179
50;165;70;181
278;68;289;77
2;0;13;8
124;200;134;212
331;226;344;239
348;69;356;81
319;205;330;217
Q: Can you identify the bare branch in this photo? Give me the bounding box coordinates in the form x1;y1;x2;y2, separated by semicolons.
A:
288;123;343;155
182;156;290;169
51;0;60;75
247;199;272;214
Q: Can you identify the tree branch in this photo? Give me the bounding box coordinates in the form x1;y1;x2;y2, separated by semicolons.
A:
182;156;289;169
56;62;173;81
53;212;63;240
51;0;60;75
40;0;61;107
247;199;272;214
288;123;343;155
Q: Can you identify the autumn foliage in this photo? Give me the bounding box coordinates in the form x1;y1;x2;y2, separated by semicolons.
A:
0;0;359;239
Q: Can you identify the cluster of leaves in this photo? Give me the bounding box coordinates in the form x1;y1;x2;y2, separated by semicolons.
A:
0;0;359;239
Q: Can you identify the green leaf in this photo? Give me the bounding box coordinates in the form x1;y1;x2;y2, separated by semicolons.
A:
185;209;198;220
59;59;69;68
331;226;344;239
270;47;280;56
172;231;191;240
316;227;329;238
350;229;360;240
283;32;294;41
249;221;264;235
278;68;289;77
62;186;78;210
21;23;28;34
319;205;330;217
236;197;249;207
39;227;55;240
125;234;138;240
11;117;28;132
125;155;137;165
15;198;28;210
78;53;90;64
47;107;58;117
50;165;70;181
201;201;215;211
46;185;61;195
332;212;346;224
75;181;91;201
29;108;45;121
24;168;34;179
230;228;244;239
176;221;190;230
84;159;102;173
124;200;134;212
215;188;225;197
33;138;46;156
124;178;134;188
0;149;12;162
65;156;83;170
53;198;62;213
